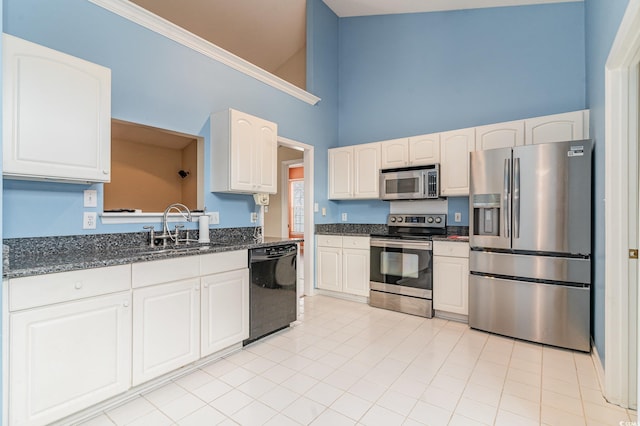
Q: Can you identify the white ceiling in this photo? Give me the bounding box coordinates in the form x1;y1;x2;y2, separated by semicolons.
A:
323;0;583;18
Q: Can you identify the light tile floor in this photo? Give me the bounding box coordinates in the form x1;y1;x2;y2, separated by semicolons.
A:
81;295;637;426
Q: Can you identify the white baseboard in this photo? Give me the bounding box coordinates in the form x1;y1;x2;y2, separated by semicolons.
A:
591;337;607;400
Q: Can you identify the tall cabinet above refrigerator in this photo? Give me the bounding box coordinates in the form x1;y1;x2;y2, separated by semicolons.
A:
469;140;592;352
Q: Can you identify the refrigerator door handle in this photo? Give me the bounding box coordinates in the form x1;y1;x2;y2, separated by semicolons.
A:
503;158;511;238
513;157;521;238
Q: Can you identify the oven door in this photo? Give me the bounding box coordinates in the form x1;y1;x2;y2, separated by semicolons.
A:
369;239;433;298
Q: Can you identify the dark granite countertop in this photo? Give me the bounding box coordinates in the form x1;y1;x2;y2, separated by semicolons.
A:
4;233;302;279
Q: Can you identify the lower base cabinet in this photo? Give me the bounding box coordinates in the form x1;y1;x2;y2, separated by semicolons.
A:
201;268;249;356
316;235;370;297
9;292;132;426
433;241;470;317
132;278;201;386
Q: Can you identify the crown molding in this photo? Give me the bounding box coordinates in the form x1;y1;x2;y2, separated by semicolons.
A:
89;0;321;106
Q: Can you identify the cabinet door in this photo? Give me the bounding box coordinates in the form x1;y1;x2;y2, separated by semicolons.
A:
317;246;342;292
10;292;131;426
433;256;469;315
229;110;257;193
353;143;381;199
342;248;370;297
201;269;249;357
524;110;585;145
380;138;409;169
328;147;353;199
409;133;440;166
475;120;524;151
255;119;278;193
3;34;111;183
132;279;200;386
440;128;475;196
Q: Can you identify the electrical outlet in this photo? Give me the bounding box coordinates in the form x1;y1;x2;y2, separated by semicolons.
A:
341;213;348;221
250;212;258;223
209;212;220;225
83;212;97;229
314;203;319;213
322;207;326;216
454;212;462;222
83;189;97;207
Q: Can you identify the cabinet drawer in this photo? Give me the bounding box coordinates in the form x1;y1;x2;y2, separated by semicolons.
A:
433;241;469;258
132;255;200;288
200;250;247;276
317;235;342;248
9;265;131;311
342;236;370;250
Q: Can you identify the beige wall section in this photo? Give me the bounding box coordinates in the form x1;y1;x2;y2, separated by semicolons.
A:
264;146;303;238
181;140;198;209
105;139;198;212
273;46;306;90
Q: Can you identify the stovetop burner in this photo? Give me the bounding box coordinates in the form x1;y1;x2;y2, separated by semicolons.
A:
371;214;447;240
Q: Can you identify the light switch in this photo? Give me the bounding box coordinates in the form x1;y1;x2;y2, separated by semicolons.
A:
83;190;97;207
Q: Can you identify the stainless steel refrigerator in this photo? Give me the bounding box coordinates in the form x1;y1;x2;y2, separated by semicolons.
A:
469;139;592;352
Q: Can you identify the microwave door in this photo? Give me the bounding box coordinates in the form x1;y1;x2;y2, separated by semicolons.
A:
469;148;512;250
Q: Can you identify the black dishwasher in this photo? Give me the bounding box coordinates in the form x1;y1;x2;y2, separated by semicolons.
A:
243;244;298;345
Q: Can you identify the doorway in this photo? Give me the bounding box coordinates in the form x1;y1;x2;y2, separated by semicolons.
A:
604;0;640;409
262;138;315;301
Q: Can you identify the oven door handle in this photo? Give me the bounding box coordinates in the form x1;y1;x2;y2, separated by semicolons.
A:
370;240;432;250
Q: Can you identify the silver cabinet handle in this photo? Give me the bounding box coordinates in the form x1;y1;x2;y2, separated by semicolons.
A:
504;158;511;238
513;157;520;239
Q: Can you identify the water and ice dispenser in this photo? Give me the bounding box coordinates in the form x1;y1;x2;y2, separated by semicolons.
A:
472;194;501;236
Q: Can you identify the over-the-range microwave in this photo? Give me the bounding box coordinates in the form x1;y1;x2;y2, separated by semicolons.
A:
379;164;440;200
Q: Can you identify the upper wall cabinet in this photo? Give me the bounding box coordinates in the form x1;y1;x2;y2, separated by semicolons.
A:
329;143;380;199
475;120;524;151
2;34;112;183
211;108;278;194
380;134;440;169
440;128;475;196
524;110;586;145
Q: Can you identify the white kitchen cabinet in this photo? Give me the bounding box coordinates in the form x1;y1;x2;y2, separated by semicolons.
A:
211;108;278;194
380;134;440;169
380;138;409;169
409;133;441;166
475;120;524;151
316;235;369;297
524;110;587;145
201;268;249;357
433;241;470;318
132;278;201;386
328;143;380;199
440;128;475;196
2;34;111;183
9;292;131;426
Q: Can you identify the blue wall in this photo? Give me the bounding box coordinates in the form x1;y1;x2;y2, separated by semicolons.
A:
2;0;339;237
584;0;630;363
333;2;586;225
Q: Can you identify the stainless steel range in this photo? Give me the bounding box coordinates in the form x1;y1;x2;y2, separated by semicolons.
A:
369;214;446;318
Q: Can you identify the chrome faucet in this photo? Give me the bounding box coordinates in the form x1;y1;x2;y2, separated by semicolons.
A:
144;203;194;247
162;203;193;246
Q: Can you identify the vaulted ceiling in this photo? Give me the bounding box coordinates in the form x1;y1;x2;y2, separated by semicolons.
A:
129;0;582;88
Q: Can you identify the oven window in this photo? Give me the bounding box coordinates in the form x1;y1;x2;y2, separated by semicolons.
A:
370;245;432;290
380;252;419;278
385;177;419;194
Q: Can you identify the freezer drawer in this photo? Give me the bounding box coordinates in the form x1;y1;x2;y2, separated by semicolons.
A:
470;250;590;284
469;274;590;352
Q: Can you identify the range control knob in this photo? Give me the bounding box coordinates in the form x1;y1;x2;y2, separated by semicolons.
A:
397;217;403;223
435;217;442;223
390;217;396;223
427;217;434;223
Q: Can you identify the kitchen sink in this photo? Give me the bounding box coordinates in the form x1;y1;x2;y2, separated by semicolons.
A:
136;243;220;256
